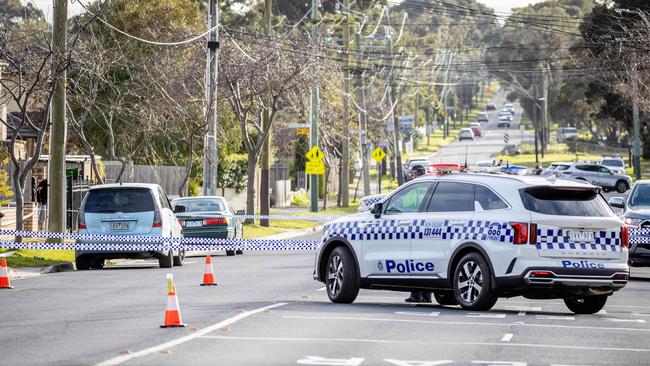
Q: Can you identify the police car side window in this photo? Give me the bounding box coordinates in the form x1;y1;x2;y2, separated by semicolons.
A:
384;183;433;214
475;185;508;210
427;182;474;212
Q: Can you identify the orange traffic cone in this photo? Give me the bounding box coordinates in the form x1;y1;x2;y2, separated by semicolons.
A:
201;256;218;286
161;274;185;328
0;258;13;289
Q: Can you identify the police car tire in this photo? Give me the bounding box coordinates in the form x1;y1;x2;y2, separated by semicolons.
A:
159;250;173;268
326;246;359;304
90;258;105;269
563;295;608;314
452;253;498;311
616;180;628;194
433;290;458;306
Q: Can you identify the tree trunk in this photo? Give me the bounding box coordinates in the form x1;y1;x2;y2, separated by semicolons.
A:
12;167;24;244
116;158;127;183
245;151;257;225
179;141;194;197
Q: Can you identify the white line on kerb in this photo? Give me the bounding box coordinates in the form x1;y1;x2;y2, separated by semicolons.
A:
501;333;513;342
94;302;287;366
317;287;326;291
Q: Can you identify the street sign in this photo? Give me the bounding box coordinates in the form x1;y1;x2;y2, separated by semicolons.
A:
288;123;309;129
399;115;415;132
351;129;367;135
306;160;325;175
504;132;510;144
296;128;310;135
306;146;324;161
371;147;386;163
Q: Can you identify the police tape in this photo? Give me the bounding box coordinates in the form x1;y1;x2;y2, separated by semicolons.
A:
175;213;343;222
628;227;650;245
0;230;320;251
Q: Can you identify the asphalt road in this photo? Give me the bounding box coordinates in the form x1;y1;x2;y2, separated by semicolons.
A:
430;92;532;165
3;227;650;366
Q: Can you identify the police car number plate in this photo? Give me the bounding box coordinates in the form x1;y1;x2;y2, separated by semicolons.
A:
569;231;595;242
185;221;202;227
109;222;129;231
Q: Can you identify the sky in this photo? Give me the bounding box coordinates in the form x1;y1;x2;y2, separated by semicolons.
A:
25;0;545;23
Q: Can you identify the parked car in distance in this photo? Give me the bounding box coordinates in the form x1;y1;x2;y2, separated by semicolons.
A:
75;183;184;270
470;161;497;173
171;196;244;256
600;156;626;175
500;164;528;175
556;127;578;142
470;125;482;137
403;158;429;181
459;128;475;141
608;180;650;266
486;103;496;111
497;116;511;129
544;162;572;176
476;112;489;122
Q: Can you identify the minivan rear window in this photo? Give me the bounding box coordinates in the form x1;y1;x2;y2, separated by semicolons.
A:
520;187;613;217
84;188;155;213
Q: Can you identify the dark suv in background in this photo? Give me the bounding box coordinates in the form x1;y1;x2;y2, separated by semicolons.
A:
609;180;650;266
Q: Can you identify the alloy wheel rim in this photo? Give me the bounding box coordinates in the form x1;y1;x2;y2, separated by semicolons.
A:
457;261;483;303
327;254;344;296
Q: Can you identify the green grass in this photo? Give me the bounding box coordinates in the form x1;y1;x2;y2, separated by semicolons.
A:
4;249;74;267
496;143;602;168
242;224;287;239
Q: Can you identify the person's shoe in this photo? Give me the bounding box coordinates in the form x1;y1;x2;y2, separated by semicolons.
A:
404;293;424;303
422;292;432;303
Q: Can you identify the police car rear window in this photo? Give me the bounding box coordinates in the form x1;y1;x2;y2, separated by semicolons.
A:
520;187;612;217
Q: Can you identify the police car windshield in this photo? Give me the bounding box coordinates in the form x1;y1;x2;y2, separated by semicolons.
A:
602;159;623;167
629;184;650;207
520;187;612;217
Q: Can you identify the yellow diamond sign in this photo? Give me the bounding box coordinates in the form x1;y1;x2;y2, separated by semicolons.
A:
371;147;386;163
306;146;324;162
306;160;325;175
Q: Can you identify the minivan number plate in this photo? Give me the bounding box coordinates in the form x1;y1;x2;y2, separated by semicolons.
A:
568;231;595;242
109;222;130;231
185;221;202;227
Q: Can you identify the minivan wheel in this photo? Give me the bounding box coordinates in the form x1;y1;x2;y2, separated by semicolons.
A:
564;295;607;314
159;250;173;268
616;180;629;193
90;258;105;269
76;256;91;270
326;246;359;304
453;253;498;311
173;251;185;266
433;290;459;306
226;250;235;256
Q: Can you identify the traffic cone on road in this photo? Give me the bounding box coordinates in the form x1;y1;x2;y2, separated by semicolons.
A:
161;274;185;328
201;256;218;286
0;258;13;289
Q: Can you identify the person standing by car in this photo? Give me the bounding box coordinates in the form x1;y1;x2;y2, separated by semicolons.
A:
36;178;47;230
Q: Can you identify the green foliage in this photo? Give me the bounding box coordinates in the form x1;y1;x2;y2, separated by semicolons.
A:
218;154;248;193
290;190;309;207
0;146;13;205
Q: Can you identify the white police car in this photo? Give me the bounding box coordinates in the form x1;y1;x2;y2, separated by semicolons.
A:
562;163;631;193
314;174;629;313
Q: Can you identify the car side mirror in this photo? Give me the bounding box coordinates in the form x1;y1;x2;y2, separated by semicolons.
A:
608;197;626;209
173;205;186;214
371;202;383;218
236;209;245;216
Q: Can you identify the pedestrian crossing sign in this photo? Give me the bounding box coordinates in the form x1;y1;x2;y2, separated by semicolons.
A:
371;147;386;163
306;146;324;161
306;160;325;175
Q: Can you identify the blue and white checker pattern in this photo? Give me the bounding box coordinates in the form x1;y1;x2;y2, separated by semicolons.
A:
357;195;387;212
628;228;650;245
535;227;621;252
321;219;515;243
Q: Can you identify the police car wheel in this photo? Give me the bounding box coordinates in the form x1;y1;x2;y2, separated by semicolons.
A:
453;253;497;311
433;290;458;306
326;246;359;303
563;295;608;314
616;180;628;194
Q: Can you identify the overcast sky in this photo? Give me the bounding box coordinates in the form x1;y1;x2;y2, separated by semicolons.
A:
25;0;545;23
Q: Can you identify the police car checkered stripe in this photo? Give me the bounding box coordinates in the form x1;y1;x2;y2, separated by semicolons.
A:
629;228;650;245
535;227;621;252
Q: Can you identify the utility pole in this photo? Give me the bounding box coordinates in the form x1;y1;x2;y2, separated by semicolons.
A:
48;0;68;235
533;74;540;165
426;62;433;146
340;0;350;207
355;22;370;197
632;64;642;180
260;0;272;226
541;64;548;158
309;0;319;212
203;0;219;196
386;20;404;186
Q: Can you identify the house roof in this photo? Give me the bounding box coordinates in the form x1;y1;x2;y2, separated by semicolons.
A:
5;111;44;140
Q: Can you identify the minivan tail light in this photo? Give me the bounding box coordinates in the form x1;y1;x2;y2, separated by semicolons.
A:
510;222;529;245
529;223;537;245
153;209;162;228
621;226;629;248
78;205;86;230
204;218;228;226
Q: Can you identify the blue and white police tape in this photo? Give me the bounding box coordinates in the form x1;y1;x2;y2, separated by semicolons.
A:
0;230;319;251
628;227;650;245
175;213;342;222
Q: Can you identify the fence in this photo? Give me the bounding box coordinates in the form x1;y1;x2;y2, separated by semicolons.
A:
66;177;92;231
104;161;187;196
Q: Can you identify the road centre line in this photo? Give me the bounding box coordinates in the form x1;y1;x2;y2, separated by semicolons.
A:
201;335;650;353
501;333;514;342
282;315;650;333
95;302;287;366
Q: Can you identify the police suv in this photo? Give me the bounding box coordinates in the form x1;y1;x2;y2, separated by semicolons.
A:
314;174;629;314
561;163;631;193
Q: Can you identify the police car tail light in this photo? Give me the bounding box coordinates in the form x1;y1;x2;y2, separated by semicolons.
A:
530;271;553;277
510;222;529;245
204;218;228;225
621;226;629;248
529;223;538;245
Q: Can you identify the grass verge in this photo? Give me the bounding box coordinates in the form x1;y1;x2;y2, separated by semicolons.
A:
4;249;74;267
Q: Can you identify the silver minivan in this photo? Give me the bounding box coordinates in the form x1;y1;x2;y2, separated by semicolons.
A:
75;183;184;269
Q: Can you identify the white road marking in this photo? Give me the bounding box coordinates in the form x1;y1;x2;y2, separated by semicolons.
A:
506;300;650;310
605;318;646;323
517;312;526;317
535;315;575;321
94;302;287;366
501;333;514;342
596;310;607;315
296;356;364;366
467;313;507;319
632;312;650;317
505;306;542;312
206;335;650;353
472;362;525;366
395;311;440;317
317;287;326;292
283;315;650;333
385;360;453;366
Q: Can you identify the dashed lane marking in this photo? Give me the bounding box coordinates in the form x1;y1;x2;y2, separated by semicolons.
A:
605;318;646;323
395;311;440;317
535;315;575;321
94;302;287;366
202;335;650;353
517;312;526;317
467;313;507;319
504;306;542;312
501;333;514;342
